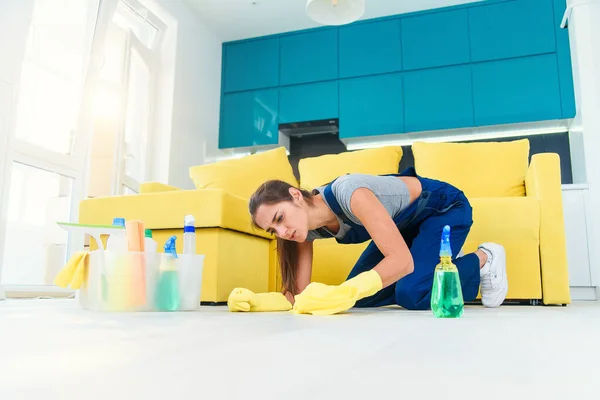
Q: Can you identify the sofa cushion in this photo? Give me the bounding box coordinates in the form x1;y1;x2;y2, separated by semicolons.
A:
464;197;541;299
298;146;403;190
412;139;530;198
79;189;272;239
189;147;298;200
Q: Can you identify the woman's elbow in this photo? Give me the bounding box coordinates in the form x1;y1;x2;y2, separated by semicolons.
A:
399;252;414;276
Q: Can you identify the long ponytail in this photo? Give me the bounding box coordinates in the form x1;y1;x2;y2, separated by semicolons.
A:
276;237;298;294
249;180;313;295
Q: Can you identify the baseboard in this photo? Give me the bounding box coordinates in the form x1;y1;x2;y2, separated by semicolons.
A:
570;286;597;301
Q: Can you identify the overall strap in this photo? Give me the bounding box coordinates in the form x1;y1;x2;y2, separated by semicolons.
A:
322;181;352;224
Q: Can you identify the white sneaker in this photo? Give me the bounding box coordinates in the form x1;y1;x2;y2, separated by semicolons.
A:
478;242;508;308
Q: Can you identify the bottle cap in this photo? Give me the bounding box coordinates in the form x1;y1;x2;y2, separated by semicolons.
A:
439;225;452;257
184;214;195;227
112;217;125;227
145;229;153;238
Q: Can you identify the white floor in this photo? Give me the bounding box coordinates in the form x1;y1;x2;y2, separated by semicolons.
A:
0;299;599;400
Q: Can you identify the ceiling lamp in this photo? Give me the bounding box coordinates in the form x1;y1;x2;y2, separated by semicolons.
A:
306;0;365;26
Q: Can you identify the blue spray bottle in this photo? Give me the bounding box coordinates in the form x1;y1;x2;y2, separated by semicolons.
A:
155;235;180;311
430;225;464;318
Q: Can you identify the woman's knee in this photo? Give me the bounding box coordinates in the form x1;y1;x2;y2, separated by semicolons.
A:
394;282;430;310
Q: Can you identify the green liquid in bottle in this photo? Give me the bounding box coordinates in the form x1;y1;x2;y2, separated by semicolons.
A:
430;226;464;318
431;260;464;318
155;270;180;311
155;236;180;312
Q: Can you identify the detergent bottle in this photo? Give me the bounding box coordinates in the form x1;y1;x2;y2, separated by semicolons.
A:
106;217;128;252
430;225;464;318
144;229;158;253
183;215;196;254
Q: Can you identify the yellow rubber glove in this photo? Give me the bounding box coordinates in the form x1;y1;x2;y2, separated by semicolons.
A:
292;270;383;316
291;282;359;315
227;288;292;312
340;270;383;300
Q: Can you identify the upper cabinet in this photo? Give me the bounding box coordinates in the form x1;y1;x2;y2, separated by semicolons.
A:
223;37;279;93
469;0;556;62
401;9;470;70
338;19;402;78
219;89;279;149
404;65;474;132
279;81;339;124
472;54;562;126
279;28;338;86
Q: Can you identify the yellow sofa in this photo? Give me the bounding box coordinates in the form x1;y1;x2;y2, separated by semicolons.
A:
78;139;571;306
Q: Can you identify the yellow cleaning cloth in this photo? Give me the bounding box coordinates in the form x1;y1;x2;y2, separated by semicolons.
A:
54;251;89;289
292;270;383;316
227;288;292;312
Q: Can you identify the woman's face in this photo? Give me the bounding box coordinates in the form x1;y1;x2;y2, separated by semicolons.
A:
254;189;309;242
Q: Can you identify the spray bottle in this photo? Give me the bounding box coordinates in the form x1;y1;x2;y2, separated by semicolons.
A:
430;225;464;318
155;236;180;311
183;215;196;254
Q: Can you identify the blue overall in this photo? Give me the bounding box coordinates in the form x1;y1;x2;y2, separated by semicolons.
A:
320;167;481;310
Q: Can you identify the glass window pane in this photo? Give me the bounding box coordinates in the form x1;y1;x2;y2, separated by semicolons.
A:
123;50;150;181
99;23;128;85
1;163;73;286
13;0;91;155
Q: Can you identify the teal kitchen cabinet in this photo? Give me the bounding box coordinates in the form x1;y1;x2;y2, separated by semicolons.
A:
279;28;338;86
404;65;473;132
401;9;470;70
219;89;279;149
339;73;403;139
279;81;338;124
469;0;556;62
338;19;402;78
223;37;279;93
472;54;562;126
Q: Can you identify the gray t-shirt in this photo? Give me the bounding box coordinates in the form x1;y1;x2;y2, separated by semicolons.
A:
306;173;412;241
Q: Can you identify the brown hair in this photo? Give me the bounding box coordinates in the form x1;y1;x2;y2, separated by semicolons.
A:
249;180;314;295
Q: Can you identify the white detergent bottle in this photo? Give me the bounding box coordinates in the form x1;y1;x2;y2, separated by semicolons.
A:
106;217;128;252
144;229;158;253
183;215;196;254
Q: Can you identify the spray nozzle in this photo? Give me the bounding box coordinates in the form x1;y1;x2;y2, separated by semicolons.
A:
440;225;452;257
164;235;178;259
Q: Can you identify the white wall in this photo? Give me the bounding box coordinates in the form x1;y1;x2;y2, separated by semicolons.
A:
143;0;224;190
566;0;600;298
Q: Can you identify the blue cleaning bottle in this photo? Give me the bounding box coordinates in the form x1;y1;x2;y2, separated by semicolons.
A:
155;236;180;311
430;225;464;318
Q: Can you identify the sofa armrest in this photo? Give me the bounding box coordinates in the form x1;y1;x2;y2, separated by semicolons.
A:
139;182;181;193
525;153;571;305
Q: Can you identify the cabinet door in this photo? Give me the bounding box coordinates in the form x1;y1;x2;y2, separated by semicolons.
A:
279;28;338;86
469;0;556;62
219;89;279;149
404;65;473;133
339;73;403;139
223;37;279;92
338;19;402;78
401;9;470;70
279;81;338;124
472;54;562;126
562;189;592;287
